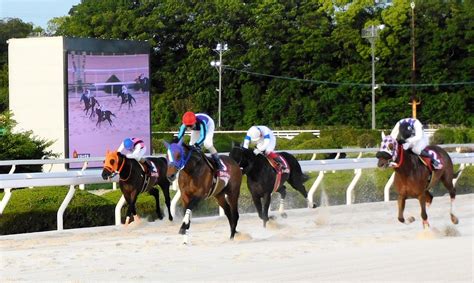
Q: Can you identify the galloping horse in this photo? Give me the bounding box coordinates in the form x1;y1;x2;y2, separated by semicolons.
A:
134;74;150;92
102;151;173;224
229;146;313;227
165;140;242;243
117;91;136;110
80;93;100;117
95;108;116;127
376;133;458;229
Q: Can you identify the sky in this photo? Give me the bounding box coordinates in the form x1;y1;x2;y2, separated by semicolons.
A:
1;0;81;29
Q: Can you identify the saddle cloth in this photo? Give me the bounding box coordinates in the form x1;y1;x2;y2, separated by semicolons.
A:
266;154;290;174
418;148;442;172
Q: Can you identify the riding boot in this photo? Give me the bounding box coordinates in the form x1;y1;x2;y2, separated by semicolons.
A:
420;149;442;170
211;153;224;176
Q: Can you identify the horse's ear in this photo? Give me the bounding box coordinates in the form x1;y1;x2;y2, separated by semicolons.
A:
163;141;169;148
177;139;183;146
381;131;386;139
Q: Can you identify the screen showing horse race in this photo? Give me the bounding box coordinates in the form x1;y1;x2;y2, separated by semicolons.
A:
66;51;151;169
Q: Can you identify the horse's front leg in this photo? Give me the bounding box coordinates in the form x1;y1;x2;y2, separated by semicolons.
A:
179;196;200;244
397;194;415;224
418;194;429;229
262;193;272;228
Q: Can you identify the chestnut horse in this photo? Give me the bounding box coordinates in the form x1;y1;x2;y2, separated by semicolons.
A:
229;146;313;227
165;140;242;243
101;151;173;224
376;134;458;229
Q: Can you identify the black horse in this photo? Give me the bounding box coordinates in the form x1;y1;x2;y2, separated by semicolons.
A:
134;74;150;92
117;91;136;110
95;108;116;127
229;146;313;227
102;151;173;224
80;93;100;117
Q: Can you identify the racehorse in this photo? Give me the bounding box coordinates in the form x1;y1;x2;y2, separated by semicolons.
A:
101;150;173;224
229;146;313;227
165;140;242;243
95;108;116;127
134;74;150;92
376;133;458;229
80;93;100;117
117;91;136;110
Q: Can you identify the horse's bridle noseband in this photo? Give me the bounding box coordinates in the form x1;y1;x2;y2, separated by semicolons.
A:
168;145;194;171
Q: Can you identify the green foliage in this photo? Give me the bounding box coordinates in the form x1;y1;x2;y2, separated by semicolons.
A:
36;0;470;130
431;127;473;144
0;112;57;173
0;187;115;235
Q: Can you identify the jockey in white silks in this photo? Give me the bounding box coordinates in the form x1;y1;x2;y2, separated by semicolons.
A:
243;125;287;172
390;118;442;169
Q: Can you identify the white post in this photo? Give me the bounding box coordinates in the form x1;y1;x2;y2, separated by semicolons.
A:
0;165;16;214
384;172;395;202
79;161;88;190
346;169;362;205
57;185;76;230
115;195;126;225
170;189;181;219
307;171;324;208
0;188;12;215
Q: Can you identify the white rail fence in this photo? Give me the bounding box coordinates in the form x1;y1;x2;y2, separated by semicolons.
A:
153;129;438;140
1;144;473;231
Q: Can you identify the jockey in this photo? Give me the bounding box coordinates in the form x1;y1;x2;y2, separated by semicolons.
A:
390;118;442;169
121;85;128;94
117;137;156;174
177;111;225;176
243;125;287;172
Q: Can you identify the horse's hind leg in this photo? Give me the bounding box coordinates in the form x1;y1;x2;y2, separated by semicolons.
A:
216;193;238;239
161;183;173;221
441;175;459;224
251;193;264;221
148;187;163;220
276;185;288;218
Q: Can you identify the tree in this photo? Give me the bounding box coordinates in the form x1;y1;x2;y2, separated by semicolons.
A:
0;112;57;173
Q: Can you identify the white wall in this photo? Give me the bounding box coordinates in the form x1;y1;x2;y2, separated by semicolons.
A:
8;36;66;171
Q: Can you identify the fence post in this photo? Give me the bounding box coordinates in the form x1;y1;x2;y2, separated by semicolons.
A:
115;195;126;225
0;165;16;214
79;161;88;190
346;169;362;205
57;185;76;230
384;172;395;202
307;171;324;208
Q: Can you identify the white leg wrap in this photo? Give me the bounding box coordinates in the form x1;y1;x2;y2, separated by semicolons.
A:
279;199;285;213
450;198;455;214
183;209;192;225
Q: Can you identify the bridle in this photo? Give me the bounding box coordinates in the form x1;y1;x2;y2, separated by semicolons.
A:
167;144;194;172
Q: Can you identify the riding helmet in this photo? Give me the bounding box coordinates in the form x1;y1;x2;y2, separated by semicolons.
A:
182;111;197;126
248;126;262;141
124;138;134;150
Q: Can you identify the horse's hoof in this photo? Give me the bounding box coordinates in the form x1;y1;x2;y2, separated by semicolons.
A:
407;216;415;223
450;214;459;225
179;228;186;235
280;212;288;219
311;203;317;209
169;216;174;222
269;215;276;220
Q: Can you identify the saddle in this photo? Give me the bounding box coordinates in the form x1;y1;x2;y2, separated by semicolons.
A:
138;159;159;193
197;152;230;198
265;154;290;193
418;156;434;172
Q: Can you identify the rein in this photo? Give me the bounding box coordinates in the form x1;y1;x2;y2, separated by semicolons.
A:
392;144;405;168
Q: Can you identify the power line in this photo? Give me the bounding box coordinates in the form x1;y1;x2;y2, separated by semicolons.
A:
226;67;474;88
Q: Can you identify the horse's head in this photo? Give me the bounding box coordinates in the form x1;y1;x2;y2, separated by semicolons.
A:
164;140;191;182
102;150;120;180
375;132;399;169
229;146;254;173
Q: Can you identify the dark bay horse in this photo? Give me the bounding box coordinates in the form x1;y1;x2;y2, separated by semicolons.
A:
165;140;242;243
95;108;116;127
376;133;458;229
102;151;173;224
117;91;136;110
229;146;313;227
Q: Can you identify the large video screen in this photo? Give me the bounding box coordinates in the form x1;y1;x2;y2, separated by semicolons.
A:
66;52;151;168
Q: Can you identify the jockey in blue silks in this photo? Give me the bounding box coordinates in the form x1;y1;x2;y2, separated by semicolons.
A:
390;118;442;169
177;111;225;176
117;137;157;174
